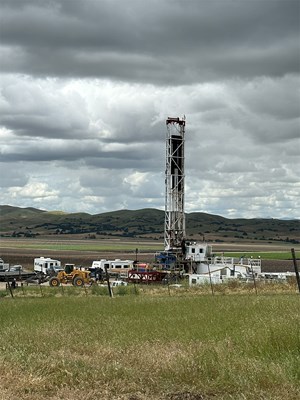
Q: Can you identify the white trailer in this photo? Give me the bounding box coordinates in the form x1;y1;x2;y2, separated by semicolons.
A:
0;258;9;272
90;259;135;279
91;259;134;272
34;257;62;275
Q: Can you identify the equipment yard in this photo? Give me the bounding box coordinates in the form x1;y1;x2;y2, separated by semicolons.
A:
0;237;297;272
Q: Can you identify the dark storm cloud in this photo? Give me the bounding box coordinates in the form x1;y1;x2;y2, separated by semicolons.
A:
0;0;299;83
0;134;162;171
0;115;88;139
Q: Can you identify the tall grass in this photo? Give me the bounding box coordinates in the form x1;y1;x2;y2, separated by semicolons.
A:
0;293;299;400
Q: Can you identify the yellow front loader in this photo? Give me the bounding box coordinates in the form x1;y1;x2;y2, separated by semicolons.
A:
49;264;93;287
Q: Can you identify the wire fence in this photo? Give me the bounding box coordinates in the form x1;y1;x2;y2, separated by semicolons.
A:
1;276;299;299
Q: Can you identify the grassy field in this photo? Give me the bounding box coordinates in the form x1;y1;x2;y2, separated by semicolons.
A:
0;290;299;400
0;238;161;252
1;237;299;258
223;251;298;260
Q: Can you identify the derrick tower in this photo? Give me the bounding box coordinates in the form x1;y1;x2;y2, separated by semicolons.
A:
164;117;186;252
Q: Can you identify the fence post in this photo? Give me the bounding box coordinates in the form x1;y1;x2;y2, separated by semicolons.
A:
105;265;113;298
250;262;258;296
167;278;171;296
291;248;300;293
6;277;14;298
207;262;214;296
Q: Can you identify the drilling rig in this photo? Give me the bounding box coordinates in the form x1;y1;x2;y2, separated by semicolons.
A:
155;116;262;281
156;117;187;269
165;117;186;251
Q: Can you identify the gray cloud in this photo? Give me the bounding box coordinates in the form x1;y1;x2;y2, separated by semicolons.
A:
0;0;299;83
0;0;299;219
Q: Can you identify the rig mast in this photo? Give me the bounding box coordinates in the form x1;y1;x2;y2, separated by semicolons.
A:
164;117;186;253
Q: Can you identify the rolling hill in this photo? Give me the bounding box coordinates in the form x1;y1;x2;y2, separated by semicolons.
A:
0;205;299;244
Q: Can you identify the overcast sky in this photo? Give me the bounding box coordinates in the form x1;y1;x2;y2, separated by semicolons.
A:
0;0;299;219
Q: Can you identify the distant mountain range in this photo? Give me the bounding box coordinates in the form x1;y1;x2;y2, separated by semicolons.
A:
0;205;299;244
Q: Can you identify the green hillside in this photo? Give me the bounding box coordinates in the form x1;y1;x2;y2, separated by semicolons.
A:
0;205;299;244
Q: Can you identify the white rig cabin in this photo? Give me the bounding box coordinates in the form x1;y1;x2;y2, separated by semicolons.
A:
185;242;261;285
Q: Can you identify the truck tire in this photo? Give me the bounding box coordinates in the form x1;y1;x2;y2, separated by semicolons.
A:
49;277;60;287
73;276;84;287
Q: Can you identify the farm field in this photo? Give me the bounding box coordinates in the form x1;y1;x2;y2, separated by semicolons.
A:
0;293;299;400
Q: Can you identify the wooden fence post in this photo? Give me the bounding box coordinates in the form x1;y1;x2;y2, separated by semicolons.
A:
207;263;214;296
105;265;113;298
291;248;300;293
250;262;258;296
6;277;14;299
